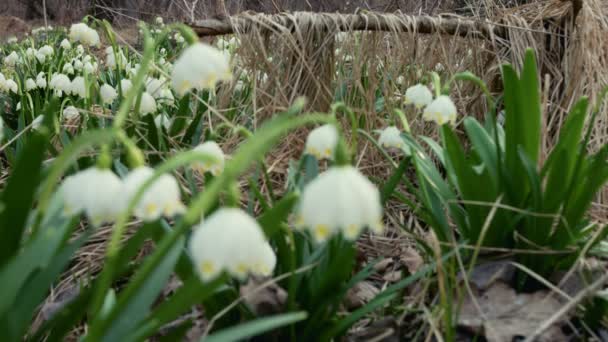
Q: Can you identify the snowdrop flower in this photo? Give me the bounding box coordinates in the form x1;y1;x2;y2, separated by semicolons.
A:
4;51;20;66
35;52;46;64
31;115;44;131
60;38;72;50
296;166;383;242
171;43;232;97
5;79;18;93
63;105;79;120
38;45;54;56
304;124;338;160
70;76;87;98
59;168;124;226
62;63;75;75
25;78;37;91
423;95;457;125
69;23;100;47
36;72;47;88
139;92;157;114
378;126;405;150
120;79;132;95
7;36;17;44
154;113;173;130
404;84;433;109
191;141;225;176
123;166;185;221
189;208;276;281
100;84;117;104
49;73;71;93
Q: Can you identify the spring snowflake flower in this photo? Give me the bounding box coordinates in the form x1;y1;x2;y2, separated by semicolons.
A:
157;88;175;106
76;44;85;55
60;39;72;50
70;76;87;98
146;77;165;97
4;51;20;67
35;52;46;64
378;126;405;150
31;115;44;131
73;59;84;71
63;106;79;120
105;47;127;69
59;167;125;226
36;72;47;88
155;17;164;25
396;76;405;85
139;92;157;114
404;84;433;109
62;63;75;75
120;79;132;95
50;73;71;94
38;45;54;56
154;114;173;130
0;116;3;142
191;141;225;176
173;32;185;43
123;166;185;221
69;23;100;47
423;95;457;126
4;79;18;93
83;61;97;74
189;208;276;281
100;84;118;104
171;43;232;97
26;48;35;58
25;78;37;91
296;166;383;243
7;36;17;44
304;124;338;160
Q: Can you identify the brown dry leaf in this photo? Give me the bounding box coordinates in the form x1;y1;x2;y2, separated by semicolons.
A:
240;278;287;316
400;247;423;274
458;282;568;342
345;281;381;310
373;258;394;273
463;260;516;291
383;270;403;283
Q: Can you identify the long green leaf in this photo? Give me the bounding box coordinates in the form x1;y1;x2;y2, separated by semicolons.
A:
203;312;308;342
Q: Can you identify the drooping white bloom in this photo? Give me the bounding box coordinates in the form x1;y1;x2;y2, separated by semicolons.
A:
297;166;383;242
73;59;84;71
4;51;20;66
26;48;35;58
35;52;46;64
157;88;175;106
0;72;5;90
105;46;127;69
378;126;405;150
120;79;132;96
154;113;173;130
76;44;85;55
63;106;79;120
83;55;92;63
139;92;157;114
69;23;100;47
423;95;457;126
4;79;18;93
7;36;17;44
83;61;97;74
404;84;433;109
38;45;54;56
36;72;47;88
123;166;185;221
60;39;72;50
174;33;185;43
396;75;405;85
62;63;75;75
304;124;338;160
31;115;44;131
59;167;125;226
191;141;225;176
49;73;71;93
171;43;232;97
100;84;117;104
70;76;87;98
146;77;165;97
189;208;276;281
25;78;37;91
155;16;164;25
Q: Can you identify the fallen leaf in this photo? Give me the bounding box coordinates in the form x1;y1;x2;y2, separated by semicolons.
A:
383;270;403;283
345;281;380;309
461;260;515;291
400;247;423;274
373;258;394;272
240;278;287;316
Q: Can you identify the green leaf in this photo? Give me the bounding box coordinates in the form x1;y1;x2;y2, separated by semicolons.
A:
519;49;542;163
464;117;499;187
258;192;299;239
381;158;409;204
203;312;308;342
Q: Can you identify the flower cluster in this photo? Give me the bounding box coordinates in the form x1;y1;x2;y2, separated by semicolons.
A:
69;22;100;47
404;84;458;125
304;124;338;160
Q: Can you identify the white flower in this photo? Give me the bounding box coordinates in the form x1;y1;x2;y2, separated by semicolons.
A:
0;116;3;142
120;79;132;95
155;16;164;25
404;84;433;109
59;168;124;226
25;78;37;91
4;51;20;66
100;84;117;104
191;141;225;176
171;43;232;97
73;59;84;71
146;77;165;97
62;63;75;75
38;45;54;56
423;95;457;125
189;208;276;281
83;61;97;74
139;92;157;114
31;115;44;131
7;36;17;44
0;72;5;89
174;33;185;43
70;76;87;98
49;73;71;93
297;166;383;242
157;88;175;106
16;102;21;111
154;114;173;130
123;166;185;221
396;76;405;85
76;44;84;55
378;126;405;150
5;79;18;93
63;106;79;120
83;55;92;63
60;39;72;50
36;72;47;88
26;48;35;58
304;124;338;160
69;23;100;47
35;52;46;64
105;47;127;69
